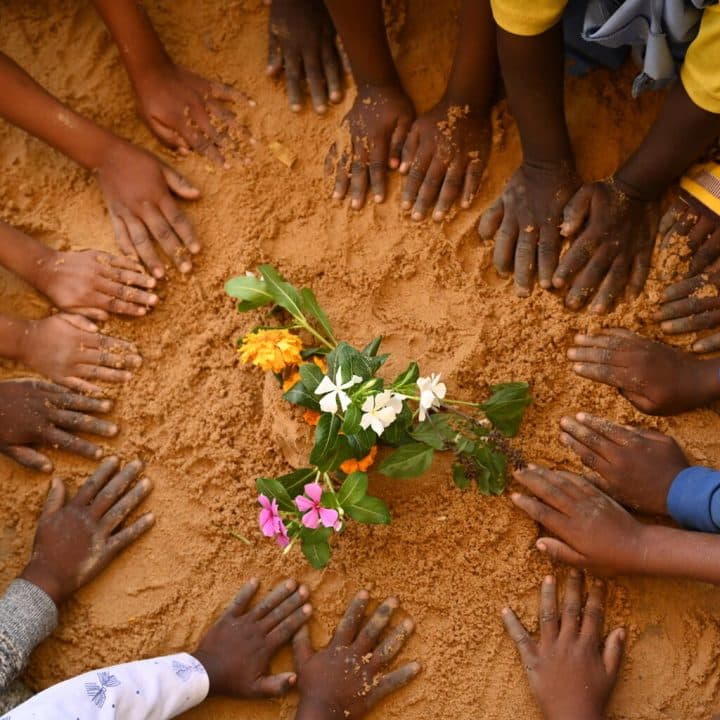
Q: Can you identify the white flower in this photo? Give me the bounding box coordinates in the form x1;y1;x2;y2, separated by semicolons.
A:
315;369;363;414
360;391;404;435
417;373;447;421
245;270;262;279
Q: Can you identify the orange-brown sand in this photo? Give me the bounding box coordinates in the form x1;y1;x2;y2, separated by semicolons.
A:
1;1;719;718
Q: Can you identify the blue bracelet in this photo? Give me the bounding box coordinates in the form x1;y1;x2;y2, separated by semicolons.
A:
666;466;720;533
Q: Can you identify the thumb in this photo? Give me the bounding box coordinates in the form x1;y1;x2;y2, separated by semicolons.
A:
254;672;297;698
161;165;200;200
59;313;98;334
560;184;593;237
536;537;586;566
602;627;625;680
42;477;66;517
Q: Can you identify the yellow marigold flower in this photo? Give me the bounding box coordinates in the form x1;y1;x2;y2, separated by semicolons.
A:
312;356;328;373
340;445;378;474
238;329;303;373
303;409;321;426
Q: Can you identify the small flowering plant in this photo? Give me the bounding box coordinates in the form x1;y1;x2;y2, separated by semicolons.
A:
226;265;532;568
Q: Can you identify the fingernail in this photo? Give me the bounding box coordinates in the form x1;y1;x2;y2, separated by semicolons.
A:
290;104;302;113
559;433;570;445
130;458;145;470
618;629;626;642
501;607;511;616
108;424;119;436
302;603;313;615
106;455;120;464
357;589;370;600
330;91;342;102
576;412;588;421
553;277;565;289
536;541;547;552
559;416;572;428
374;194;383;204
433;211;444;222
285;579;297;590
100;400;112;412
510;492;522;503
249;577;259;586
351;199;361;210
544;575;555;584
149;294;159;305
298;585;309;598
42;463;53;473
399;163;409;174
180;262;192;273
573;364;582;373
570;568;582;578
527;463;538;470
411;212;422;222
332;191;342;200
386;597;399;609
138;308;147;316
153;268;164;279
315;104;327;114
401;200;412;210
389;158;399;169
539;279;551;290
403;618;415;632
145;512;155;524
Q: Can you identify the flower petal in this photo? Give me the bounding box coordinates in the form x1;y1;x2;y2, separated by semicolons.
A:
295;495;315;512
301;509;321;529
319;392;338;414
316;375;336;395
305;483;323;503
319;507;340;529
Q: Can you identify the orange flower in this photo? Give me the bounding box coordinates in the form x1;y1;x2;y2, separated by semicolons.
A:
312;356;328;373
283;371;301;393
303;409;321;426
340;446;378;474
238;329;303;373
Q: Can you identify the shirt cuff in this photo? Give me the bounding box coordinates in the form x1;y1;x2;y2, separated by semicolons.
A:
667;466;720;532
1;580;58;650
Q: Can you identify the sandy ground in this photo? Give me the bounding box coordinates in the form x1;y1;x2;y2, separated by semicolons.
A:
1;1;720;718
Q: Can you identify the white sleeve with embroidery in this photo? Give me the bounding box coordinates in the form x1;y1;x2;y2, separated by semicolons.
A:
1;653;209;720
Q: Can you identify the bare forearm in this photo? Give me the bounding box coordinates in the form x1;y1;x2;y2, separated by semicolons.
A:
0;52;118;170
324;0;400;87
0;315;31;364
444;0;497;110
634;524;720;584
91;0;171;84
0;222;54;289
497;25;573;164
615;82;720;200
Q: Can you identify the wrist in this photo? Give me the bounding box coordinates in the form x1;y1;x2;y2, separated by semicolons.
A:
612;167;661;202
295;698;338;720
20;562;67;607
190;649;226;697
0;224;55;288
0;315;33;364
697;359;720;404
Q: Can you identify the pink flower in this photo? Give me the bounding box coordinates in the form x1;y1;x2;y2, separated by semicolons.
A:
258;495;289;548
295;483;341;531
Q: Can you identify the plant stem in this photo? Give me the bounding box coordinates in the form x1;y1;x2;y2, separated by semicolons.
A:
294;319;335;351
322;472;341;509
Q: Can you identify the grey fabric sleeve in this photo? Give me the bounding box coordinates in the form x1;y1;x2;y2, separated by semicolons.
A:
0;579;58;690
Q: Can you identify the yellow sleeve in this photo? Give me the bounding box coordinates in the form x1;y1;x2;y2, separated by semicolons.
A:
490;0;568;36
681;6;720;113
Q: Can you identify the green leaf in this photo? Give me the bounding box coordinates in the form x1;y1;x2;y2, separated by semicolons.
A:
345;495;391;524
410;414;452;450
338;472;368;507
474;444;508;496
481;382;532;437
378;442;434;479
256;477;295;512
224;275;275;311
301;287;335;342
362;336;383;357
345;427;377;459
322;434;357;472
301;346;328;359
277;468;317;497
299;362;324;394
382;404;414;446
301;538;331;568
327;342;384;383
310;414;341;468
391;361;419;394
452;463;470;490
283;380;320;411
342;404;362;435
258;264;304;319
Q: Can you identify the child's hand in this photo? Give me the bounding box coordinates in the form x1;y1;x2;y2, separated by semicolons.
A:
0;380;117;472
193;578;311;698
96;141;200;279
33;250;158;321
502;572;625;720
658;191;720;278
267;0;344;114
552;179;659;313
18;313;142;396
330;84;415;209
293;591;420;720
559;413;688;515
567;328;718;415
132;63;245;167
511;464;647;575
478;162;580;296
656;272;720;352
399;100;490;222
20;457;154;605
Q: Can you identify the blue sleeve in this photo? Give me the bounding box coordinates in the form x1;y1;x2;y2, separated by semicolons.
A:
666;466;720;533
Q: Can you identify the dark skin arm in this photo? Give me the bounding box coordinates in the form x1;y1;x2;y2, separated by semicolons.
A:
293;591;420;719
558;413;689;515
0;51;200;278
91;0;245;166
194;578;312;698
0;221;158;321
503;572;624;720
20;457;154;605
325;0;415;209
512;465;720;585
0;380;117;472
400;0;495;222
567;328;720;415
266;0;344;114
0;312;142;395
479;25;581;296
554;84;720;312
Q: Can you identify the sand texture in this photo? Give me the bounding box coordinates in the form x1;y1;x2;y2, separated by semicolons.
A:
1;1;719;718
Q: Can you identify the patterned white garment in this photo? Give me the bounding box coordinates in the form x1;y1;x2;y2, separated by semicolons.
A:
0;653;209;720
